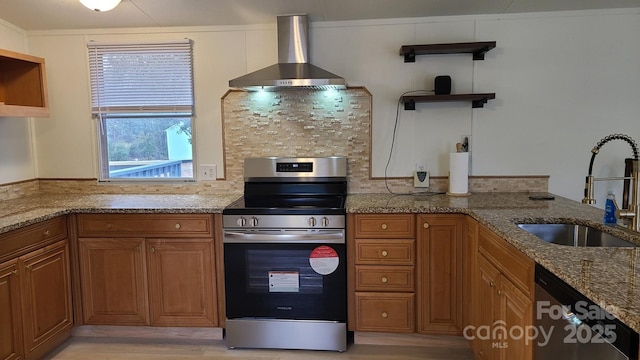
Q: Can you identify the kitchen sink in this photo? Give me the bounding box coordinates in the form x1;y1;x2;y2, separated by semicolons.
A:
517;223;637;247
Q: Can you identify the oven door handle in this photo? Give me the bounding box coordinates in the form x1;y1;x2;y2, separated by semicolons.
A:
223;230;345;244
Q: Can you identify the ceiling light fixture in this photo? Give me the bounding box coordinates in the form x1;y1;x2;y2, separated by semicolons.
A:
79;0;121;12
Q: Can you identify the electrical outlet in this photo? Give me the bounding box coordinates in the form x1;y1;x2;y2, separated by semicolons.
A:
199;164;217;181
414;170;429;188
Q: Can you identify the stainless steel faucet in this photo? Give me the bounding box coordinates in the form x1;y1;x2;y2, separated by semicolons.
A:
582;134;640;231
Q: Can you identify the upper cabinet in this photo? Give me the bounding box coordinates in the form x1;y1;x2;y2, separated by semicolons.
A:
0;49;49;118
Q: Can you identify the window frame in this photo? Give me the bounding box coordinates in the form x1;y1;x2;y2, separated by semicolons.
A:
87;39;196;182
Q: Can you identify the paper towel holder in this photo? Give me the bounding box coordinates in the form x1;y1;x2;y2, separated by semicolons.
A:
447;151;470;197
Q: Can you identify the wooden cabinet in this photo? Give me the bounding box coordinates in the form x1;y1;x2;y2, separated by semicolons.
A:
79;238;149;325
0;216;72;360
464;216;479;349
146;239;216;327
20;240;73;359
76;213;217;327
353;214;415;238
476;255;501;360
416;214;464;335
0;48;49;118
349;214;416;333
473;224;534;360
0;260;22;360
354;292;415;332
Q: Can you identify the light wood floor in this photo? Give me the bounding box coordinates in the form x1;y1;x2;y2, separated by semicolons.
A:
45;329;475;360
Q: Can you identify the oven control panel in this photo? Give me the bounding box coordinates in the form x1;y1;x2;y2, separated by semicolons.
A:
276;162;313;173
223;215;345;229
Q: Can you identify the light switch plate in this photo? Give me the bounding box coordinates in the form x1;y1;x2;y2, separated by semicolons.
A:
199;164;217;181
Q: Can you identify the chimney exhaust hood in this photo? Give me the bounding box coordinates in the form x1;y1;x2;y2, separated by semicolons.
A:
229;15;346;91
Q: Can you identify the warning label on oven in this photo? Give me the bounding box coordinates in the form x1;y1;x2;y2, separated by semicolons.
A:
268;271;300;292
309;245;340;275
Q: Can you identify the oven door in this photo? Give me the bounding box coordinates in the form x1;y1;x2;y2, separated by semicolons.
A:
223;229;346;322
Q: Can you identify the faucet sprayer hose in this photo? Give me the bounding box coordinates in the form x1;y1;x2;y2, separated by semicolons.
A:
591;134;639;158
588;134;639;175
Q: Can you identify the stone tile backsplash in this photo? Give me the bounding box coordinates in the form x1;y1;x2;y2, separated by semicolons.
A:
222;88;373;193
2;87;548;199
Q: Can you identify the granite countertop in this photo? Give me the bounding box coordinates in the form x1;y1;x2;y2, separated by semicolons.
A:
0;193;242;234
347;192;640;333
3;191;640;334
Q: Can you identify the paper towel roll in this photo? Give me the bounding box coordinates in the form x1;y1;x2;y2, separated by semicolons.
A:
448;152;469;195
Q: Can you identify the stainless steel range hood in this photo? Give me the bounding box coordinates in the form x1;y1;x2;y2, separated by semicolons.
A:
229;15;346;91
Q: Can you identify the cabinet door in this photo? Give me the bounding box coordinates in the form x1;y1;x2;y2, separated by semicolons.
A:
20;240;72;359
79;238;149;325
464;216;478;330
0;260;23;360
476;255;500;360
498;277;533;360
416;214;463;334
146;239;217;327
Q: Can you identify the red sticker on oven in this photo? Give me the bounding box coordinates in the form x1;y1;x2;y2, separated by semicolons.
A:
309;245;339;275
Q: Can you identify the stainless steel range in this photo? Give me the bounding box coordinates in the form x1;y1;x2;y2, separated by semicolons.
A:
222;156;348;352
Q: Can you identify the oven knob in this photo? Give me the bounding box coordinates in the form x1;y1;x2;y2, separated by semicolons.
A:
309;217;317;227
321;217;329;227
237;217;246;227
250;217;259;227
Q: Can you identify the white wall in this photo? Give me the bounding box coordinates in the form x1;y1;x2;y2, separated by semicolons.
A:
0;19;36;183
312;10;640;205
26;27;269;179
6;8;640;205
474;10;640;203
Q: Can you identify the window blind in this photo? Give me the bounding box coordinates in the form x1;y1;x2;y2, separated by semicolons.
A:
87;39;194;116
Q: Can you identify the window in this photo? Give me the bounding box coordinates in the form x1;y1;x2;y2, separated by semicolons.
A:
87;39;194;181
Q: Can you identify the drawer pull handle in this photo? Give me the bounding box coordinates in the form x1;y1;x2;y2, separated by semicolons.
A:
381;223;388;230
175;223;181;229
497;290;503;295
381;276;388;283
489;281;496;287
150;247;155;253
106;224;113;229
381;250;388;257
381;312;388;318
43;230;51;236
423;223;430;229
13;269;18;275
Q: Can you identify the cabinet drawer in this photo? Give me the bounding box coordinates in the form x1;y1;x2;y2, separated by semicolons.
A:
478;226;534;298
354;214;415;238
77;214;214;238
355;292;415;332
355;239;415;265
0;216;67;263
355;265;414;292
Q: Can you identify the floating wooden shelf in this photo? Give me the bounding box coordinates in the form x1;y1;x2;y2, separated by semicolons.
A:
399;41;496;62
402;93;496;110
